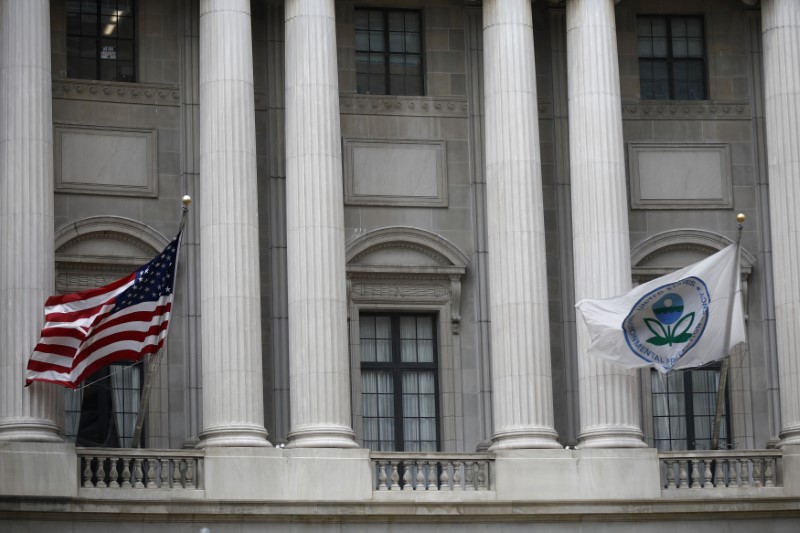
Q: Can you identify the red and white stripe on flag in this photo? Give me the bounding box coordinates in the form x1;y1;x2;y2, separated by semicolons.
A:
26;232;180;388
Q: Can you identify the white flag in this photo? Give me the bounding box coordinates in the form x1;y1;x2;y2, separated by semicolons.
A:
575;244;745;373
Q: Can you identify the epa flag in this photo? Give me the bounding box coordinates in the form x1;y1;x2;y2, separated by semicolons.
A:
26;231;182;389
575;244;745;373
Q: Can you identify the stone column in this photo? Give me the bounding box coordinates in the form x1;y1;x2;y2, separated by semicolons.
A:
483;0;561;450
284;0;357;448
198;0;270;447
0;0;61;443
567;0;645;448
761;0;800;447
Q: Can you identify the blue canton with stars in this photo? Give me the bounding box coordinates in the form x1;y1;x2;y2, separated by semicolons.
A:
111;233;181;313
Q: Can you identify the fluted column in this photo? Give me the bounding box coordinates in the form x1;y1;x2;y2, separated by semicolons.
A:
567;0;646;448
198;0;269;447
483;0;560;450
0;0;61;443
761;0;800;447
284;0;357;448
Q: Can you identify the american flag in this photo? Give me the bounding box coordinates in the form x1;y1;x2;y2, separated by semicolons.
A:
26;232;182;389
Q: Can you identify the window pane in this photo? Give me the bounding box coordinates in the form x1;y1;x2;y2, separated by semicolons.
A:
405;12;421;32
68;13;81;35
355;31;369;51
82;14;97;36
687;18;703;37
405;33;421;54
388;11;404;32
389;32;405;53
369;10;384;30
638;38;653;57
101;14;117;37
651;17;667;36
81;37;96;58
375;316;391;338
101;0;117;15
688;38;704;58
369;30;384;51
671;18;687;37
82;0;98;14
100;60;117;80
652;37;668;57
117;16;134;40
637;17;652;37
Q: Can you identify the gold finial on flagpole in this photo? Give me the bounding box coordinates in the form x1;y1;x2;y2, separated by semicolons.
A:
736;213;745;224
182;195;192;207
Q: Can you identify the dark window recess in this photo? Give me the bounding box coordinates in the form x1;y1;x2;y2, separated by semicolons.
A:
67;0;136;82
651;366;730;451
64;362;144;448
355;8;423;96
360;313;439;451
638;15;706;100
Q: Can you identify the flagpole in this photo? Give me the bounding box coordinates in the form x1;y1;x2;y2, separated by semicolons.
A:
131;195;192;448
710;213;745;450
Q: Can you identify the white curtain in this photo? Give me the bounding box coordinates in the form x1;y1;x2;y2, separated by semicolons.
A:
402;371;436;451
362;371;394;450
63;388;84;443
111;364;141;448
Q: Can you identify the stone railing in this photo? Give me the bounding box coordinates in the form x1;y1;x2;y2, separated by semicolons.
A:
371;452;493;491
77;448;204;490
658;450;782;491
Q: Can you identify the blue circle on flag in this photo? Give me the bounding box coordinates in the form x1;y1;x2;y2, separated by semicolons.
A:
622;277;711;370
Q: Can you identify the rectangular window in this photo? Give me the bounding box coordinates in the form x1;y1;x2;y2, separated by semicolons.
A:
637;15;705;100
360;313;439;451
64;362;143;447
67;0;136;82
355;8;423;96
651;367;729;451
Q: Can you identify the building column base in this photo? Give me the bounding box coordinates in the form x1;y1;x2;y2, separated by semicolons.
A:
287;424;359;449
199;424;271;448
0;418;62;443
489;427;562;451
578;425;647;449
778;425;800;448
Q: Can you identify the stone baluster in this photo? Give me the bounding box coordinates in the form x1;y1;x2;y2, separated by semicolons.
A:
678;460;689;489
96;459;107;489
198;0;271;448
761;0;800;448
377;462;388;491
402;463;413;491
478;461;489;490
665;460;676;489
703;460;713;489
428;461;439;491
284;0;358;449
82;458;93;488
0;0;61;445
440;462;451;491
740;459;750;487
186;460;196;489
108;458;119;488
134;458;144;489
567;0;646;449
390;462;400;490
714;459;725;487
482;0;561;451
753;458;763;488
121;458;132;488
160;459;170;489
174;460;184;489
728;459;739;487
466;461;477;491
145;458;157;489
691;459;701;488
416;461;426;491
453;465;463;491
765;458;776;487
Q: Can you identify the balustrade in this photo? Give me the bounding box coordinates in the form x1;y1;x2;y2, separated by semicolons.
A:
659;450;781;491
78;448;203;490
371;453;492;491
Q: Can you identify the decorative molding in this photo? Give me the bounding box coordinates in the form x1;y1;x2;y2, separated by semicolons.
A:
622;100;751;120
54;122;158;197
340;94;468;117
346;227;468;333
628;143;732;210
53;79;181;106
343;138;448;208
631;229;755;269
55;216;169;255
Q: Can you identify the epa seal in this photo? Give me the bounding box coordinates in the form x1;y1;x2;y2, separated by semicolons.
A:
622;277;710;370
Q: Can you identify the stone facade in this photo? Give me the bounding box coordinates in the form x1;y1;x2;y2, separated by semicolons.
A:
2;0;800;528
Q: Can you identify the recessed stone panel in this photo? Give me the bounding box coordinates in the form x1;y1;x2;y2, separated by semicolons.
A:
343;138;448;207
629;143;732;209
54;123;158;197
